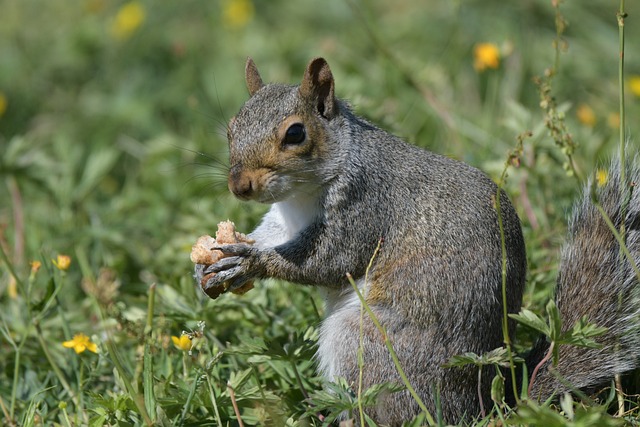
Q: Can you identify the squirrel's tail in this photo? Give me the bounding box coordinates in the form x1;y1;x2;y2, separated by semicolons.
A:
528;156;640;399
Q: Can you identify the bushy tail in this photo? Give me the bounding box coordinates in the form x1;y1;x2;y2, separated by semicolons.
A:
529;156;640;399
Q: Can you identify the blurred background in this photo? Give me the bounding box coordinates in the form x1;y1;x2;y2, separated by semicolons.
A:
1;0;638;283
1;0;639;423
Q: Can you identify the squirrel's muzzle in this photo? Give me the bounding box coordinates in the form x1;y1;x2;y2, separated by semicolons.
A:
228;164;270;201
228;164;254;200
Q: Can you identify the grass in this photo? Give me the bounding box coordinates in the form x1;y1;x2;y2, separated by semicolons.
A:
1;0;640;425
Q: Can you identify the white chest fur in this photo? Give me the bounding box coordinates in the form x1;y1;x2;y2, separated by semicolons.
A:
249;190;322;249
273;192;321;238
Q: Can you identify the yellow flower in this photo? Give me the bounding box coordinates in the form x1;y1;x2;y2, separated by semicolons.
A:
111;1;145;40
0;92;7;118
30;260;42;274
629;75;640;97
473;43;500;72
172;333;193;352
596;169;608;188
52;254;71;271
223;0;254;29
63;333;98;354
576;104;596;127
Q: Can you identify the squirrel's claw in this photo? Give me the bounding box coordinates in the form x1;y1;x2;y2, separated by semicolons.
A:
201;266;250;290
193;263;236;289
203;256;243;274
223;274;252;291
212;243;252;256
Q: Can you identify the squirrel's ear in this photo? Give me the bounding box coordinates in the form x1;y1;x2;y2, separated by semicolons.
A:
299;57;336;119
245;57;264;96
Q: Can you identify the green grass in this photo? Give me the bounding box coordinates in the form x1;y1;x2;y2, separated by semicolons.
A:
1;0;640;425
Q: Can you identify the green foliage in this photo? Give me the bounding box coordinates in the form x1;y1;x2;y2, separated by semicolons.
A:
510;394;625;427
306;377;404;425
1;0;639;425
445;346;523;370
510;300;607;365
445;348;524;419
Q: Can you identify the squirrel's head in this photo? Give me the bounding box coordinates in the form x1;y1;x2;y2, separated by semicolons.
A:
226;57;341;203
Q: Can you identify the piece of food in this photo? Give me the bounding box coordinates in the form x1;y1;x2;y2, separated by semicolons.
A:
190;220;255;299
190;235;221;265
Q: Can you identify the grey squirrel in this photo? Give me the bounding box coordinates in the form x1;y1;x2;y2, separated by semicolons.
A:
194;57;640;424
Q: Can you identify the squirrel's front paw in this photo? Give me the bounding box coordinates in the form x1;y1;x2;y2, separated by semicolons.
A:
196;243;260;294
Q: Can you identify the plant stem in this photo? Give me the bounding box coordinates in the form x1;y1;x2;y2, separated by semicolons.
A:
34;323;78;408
347;272;437;426
357;303;366;427
290;359;309;401
11;344;20;419
591;202;640;280
60;403;72;427
528;342;554;398
616;1;628;415
182;353;188;378
145;283;156;335
6;327;26;420
76;362;84;425
477;366;485;418
227;382;245;427
0;395;11;424
143;284;156;421
355;238;383;425
617;0;626;179
495;138;525;404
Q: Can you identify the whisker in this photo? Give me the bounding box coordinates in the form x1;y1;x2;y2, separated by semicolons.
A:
171;144;225;162
184;172;228;186
190;160;230;171
211;71;229;125
187;180;230;197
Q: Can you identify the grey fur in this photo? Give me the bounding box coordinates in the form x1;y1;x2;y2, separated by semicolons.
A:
528;157;640;399
194;58;640;425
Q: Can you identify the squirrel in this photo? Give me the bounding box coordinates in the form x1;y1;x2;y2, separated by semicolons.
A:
194;57;640;425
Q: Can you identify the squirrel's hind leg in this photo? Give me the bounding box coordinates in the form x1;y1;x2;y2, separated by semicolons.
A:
316;287;433;425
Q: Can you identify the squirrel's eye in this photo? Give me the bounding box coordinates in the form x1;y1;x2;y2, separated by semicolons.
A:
283;123;306;145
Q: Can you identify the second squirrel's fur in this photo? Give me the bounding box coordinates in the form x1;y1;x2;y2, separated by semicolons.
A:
195;57;640;425
527;160;640;399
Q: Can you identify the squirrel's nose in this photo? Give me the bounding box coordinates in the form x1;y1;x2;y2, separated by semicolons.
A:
228;164;254;199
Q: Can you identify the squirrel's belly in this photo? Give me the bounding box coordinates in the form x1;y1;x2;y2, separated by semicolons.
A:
316;282;363;380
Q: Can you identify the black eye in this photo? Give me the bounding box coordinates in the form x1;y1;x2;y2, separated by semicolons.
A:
283;123;306;145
